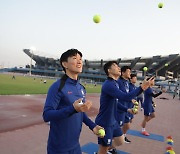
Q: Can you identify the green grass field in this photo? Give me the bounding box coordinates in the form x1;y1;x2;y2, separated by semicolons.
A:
0;74;101;95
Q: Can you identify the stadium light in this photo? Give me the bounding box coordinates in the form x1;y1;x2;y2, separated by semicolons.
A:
29;46;36;76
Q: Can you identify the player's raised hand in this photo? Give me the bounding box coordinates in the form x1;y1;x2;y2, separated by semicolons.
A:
141;76;155;90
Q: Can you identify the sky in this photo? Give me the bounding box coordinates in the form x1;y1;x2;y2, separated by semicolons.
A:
0;0;180;67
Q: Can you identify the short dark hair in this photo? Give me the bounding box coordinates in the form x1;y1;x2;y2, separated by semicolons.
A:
130;74;137;79
121;66;131;74
60;49;82;72
104;61;118;76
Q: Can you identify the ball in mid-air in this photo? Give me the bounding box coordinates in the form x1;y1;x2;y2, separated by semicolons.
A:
93;15;101;23
143;67;148;71
158;3;163;8
165;63;168;67
98;129;105;137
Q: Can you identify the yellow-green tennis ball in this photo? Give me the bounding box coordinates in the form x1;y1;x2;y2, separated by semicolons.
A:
132;108;138;114
98;129;105;137
143;67;148;71
134;105;139;109
158;3;163;8
134;105;139;110
93;15;101;23
134;101;139;106
165;63;168;67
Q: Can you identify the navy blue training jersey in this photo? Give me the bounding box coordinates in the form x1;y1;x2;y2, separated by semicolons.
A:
43;76;96;153
117;78;131;111
144;87;162;110
129;82;137;108
95;77;143;127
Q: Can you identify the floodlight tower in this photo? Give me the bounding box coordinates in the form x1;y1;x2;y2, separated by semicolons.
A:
29;47;36;76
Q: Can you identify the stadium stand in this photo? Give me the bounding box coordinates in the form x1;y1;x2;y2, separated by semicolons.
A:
22;49;180;79
0;49;179;93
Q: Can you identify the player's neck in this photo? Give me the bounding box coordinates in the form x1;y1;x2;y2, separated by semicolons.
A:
109;74;119;80
122;76;129;80
66;71;78;80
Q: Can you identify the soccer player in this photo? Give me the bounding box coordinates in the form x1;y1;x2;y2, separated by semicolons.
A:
95;61;153;154
129;73;138;120
116;66;137;143
43;49;104;154
173;86;178;99
137;83;144;111
141;76;166;136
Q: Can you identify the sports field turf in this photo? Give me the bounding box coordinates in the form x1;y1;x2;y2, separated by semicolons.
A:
0;74;101;95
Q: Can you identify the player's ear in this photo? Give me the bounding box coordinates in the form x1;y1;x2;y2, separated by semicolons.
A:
62;62;68;69
107;68;111;75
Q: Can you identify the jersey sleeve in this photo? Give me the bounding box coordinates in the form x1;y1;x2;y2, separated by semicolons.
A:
43;81;76;122
151;91;162;98
117;102;128;112
83;113;96;130
103;81;143;101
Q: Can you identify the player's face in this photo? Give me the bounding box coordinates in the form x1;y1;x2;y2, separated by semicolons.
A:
64;54;83;74
109;63;121;77
151;79;155;86
150;78;155;86
131;76;137;84
122;69;131;79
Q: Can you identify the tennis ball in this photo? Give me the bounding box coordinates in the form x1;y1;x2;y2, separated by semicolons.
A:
143;67;148;71
165;63;168;67
93;15;101;23
158;3;163;8
132;108;138;114
98;129;105;137
134;105;139;109
134;101;139;106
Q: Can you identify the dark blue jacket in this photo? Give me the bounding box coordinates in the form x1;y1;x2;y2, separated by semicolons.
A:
117;77;131;113
95;77;143;127
43;76;96;153
129;82;137;108
144;87;162;109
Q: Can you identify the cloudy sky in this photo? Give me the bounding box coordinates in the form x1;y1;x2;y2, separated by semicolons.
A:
0;0;180;67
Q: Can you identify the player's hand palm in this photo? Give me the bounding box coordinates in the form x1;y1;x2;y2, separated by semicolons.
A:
73;99;92;112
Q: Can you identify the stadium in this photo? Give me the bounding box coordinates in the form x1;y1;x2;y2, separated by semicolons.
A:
1;49;179;93
22;48;180;80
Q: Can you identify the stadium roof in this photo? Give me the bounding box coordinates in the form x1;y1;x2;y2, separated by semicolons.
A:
23;49;180;78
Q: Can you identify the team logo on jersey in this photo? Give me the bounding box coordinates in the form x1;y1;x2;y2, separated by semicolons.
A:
107;139;111;145
81;89;85;96
68;91;72;94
